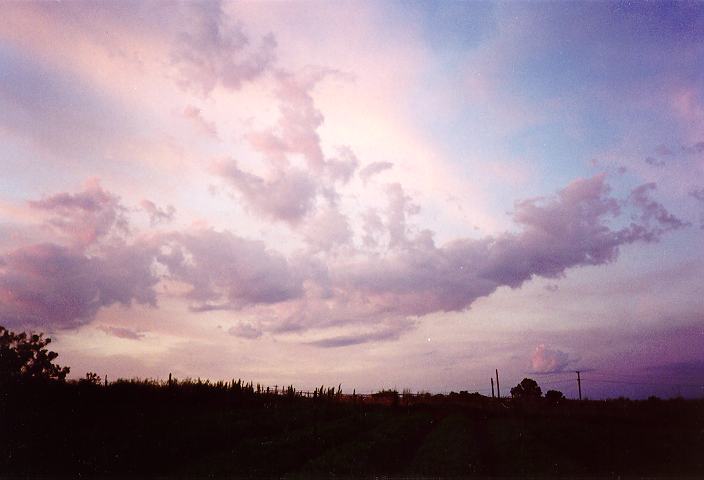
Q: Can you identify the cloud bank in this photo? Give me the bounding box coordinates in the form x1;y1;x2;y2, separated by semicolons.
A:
0;175;687;346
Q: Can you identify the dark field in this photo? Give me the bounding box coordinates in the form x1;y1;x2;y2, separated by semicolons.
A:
2;380;703;477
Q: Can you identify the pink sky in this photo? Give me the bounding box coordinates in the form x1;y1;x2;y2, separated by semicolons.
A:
1;1;703;399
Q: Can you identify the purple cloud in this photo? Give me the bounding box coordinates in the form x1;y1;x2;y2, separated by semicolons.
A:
29;179;128;247
213;160;318;223
140;199;176;226
654;144;673;156
98;325;145;340
305;327;404;348
324;147;359;185
359;161;394;183
531;344;570;373
0;242;158;330
2;176;689;345
689;187;704;229
212;68;359;225
361;208;385;248
645;156;666;167
628;182;689;236
182;105;217;137
386;183;421;248
228;322;262;339
303;208;352;253
681;141;704;155
336;176;686;318
171;2;276;94
246;68;357;176
158;229;303;310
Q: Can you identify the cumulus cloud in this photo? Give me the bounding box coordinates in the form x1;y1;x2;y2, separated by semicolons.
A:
654;144;673;156
681;141;704;155
171;2;276;94
0;242;158;330
213;159;318;223
182;105;217;137
214;68;359;226
386;183;421;248
157;229;303;310
690;187;704;202
324;147;359;185
140;199;176;226
627;183;689;236
334;176;687;318
305;325;406;348
361;208;385;248
531;344;570;373
2;175;689;345
29;178;128;247
245;68;359;180
98;325;145;340
303;207;352;253
689;187;704;229
228;322;262;339
645;156;666;167
359;161;394;183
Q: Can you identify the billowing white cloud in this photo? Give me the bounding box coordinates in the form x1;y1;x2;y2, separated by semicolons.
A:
531;344;570;373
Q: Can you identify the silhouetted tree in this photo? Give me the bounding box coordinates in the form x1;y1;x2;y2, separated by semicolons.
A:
0;325;70;386
545;389;565;405
79;371;102;386
510;378;542;399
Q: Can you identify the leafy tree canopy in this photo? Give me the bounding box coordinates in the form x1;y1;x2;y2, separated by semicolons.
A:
510;377;542;399
545;389;565;404
0;325;70;386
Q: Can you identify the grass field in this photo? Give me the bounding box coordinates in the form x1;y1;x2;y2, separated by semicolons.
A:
2;379;702;477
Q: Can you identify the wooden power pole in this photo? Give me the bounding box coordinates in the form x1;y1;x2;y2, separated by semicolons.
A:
576;370;582;400
491;377;495;398
495;369;501;399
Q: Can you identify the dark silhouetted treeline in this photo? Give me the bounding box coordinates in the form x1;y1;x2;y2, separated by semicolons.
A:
1;326;703;476
2;376;703;477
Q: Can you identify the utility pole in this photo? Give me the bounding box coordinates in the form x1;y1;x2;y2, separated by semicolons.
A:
495;369;501;399
491;377;495;398
576;370;582;400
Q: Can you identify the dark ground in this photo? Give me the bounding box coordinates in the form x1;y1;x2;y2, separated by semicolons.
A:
1;380;703;478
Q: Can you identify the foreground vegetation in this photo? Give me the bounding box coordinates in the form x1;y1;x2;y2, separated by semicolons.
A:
2;378;703;476
1;326;703;476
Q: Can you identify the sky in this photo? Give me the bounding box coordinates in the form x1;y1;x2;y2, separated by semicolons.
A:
1;1;703;399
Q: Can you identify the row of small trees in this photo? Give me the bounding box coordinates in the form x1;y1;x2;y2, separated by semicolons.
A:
2;325;566;404
510;377;565;403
